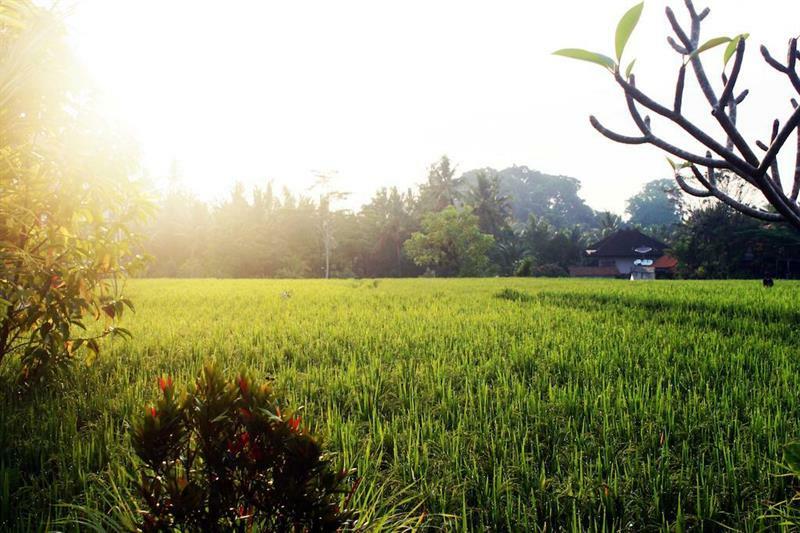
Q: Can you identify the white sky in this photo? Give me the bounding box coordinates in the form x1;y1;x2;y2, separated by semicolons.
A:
66;1;800;214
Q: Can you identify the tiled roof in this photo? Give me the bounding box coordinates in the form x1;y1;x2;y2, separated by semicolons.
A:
653;254;678;269
586;229;667;258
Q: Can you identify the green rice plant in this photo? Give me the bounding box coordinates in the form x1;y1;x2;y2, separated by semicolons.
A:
2;278;799;531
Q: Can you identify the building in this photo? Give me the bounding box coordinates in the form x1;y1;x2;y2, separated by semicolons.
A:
569;229;678;278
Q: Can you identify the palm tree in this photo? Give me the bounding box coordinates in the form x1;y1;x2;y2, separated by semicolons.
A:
596;211;622;238
420;155;462;211
468;171;512;238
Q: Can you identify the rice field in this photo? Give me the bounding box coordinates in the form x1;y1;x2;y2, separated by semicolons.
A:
2;278;800;531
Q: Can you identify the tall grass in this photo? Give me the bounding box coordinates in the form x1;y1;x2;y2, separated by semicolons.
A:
2;278;799;531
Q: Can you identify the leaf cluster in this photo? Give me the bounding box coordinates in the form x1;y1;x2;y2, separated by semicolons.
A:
131;364;357;532
0;1;151;389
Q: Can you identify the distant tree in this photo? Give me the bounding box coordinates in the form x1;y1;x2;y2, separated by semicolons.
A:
418;155;462;212
596;210;623;238
404;207;494;276
672;202;800;278
359;187;419;277
492;166;596;228
626;179;684;227
557;1;800;231
518;215;585;270
467;171;512;237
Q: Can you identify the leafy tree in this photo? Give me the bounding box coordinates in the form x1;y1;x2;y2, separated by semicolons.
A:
596;210;623;238
557;1;800;231
466;171;521;274
626;178;684;227
147;188;211;277
467;171;512;238
418;155;462;212
404;207;494;276
518;215;585;270
672;202;800;278
0;1;150;386
359;187;420;277
489;166;597;228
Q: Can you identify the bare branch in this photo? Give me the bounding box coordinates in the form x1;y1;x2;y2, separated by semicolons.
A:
719;39;744;107
793;128;800;201
674;64;686;114
756;105;800;178
761;42;800;94
617;73;754;175
588;116;648;144
675;172;712;197
667;36;689;55
689;166;783;221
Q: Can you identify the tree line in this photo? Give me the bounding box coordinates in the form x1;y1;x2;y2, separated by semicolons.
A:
144;156;800;279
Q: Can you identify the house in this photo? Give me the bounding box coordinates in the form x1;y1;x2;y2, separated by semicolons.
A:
569;229;677;279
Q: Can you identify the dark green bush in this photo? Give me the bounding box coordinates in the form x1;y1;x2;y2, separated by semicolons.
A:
131;364;357;532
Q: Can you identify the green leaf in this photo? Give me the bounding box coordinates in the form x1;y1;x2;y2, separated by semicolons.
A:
625;59;637;78
615;2;644;61
689;36;731;60
553;48;616;70
723;33;749;67
666;158;690;171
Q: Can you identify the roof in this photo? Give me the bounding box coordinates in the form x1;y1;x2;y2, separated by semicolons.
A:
653;254;678;270
569;266;620;277
586;229;667;258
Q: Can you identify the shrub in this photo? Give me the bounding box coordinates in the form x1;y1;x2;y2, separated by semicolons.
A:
513;257;533;277
131;364;357;532
529;263;569;278
0;1;150;389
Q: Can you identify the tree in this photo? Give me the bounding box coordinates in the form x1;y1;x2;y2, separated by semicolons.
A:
309;172;350;279
418;155;462;212
518;215;584;269
359;187;419;277
557;1;800;231
403;207;494;277
672;202;800;278
0;1;150;386
596;211;622;238
491;166;596;228
626;179;683;227
467;171;512;238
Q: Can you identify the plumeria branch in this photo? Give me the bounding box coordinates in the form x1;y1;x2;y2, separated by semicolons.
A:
586;0;800;230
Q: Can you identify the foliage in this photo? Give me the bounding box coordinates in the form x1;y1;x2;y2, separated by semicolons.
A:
0;1;150;387
485;166;597;229
626;178;684;227
403;207;494;277
671;203;800;278
131;364;356;532
518;215;585;270
145;161;609;279
417;155;461;212
529;263;569;277
4;278;800;530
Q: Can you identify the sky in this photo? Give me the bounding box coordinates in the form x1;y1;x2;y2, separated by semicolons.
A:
66;1;800;215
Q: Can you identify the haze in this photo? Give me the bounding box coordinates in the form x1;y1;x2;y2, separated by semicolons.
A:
67;0;800;214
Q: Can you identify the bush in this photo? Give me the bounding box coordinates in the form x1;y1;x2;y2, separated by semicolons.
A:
0;1;150;389
514;259;568;278
131;364;357;532
529;263;569;278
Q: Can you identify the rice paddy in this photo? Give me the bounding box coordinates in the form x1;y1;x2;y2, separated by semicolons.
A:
2;278;800;531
